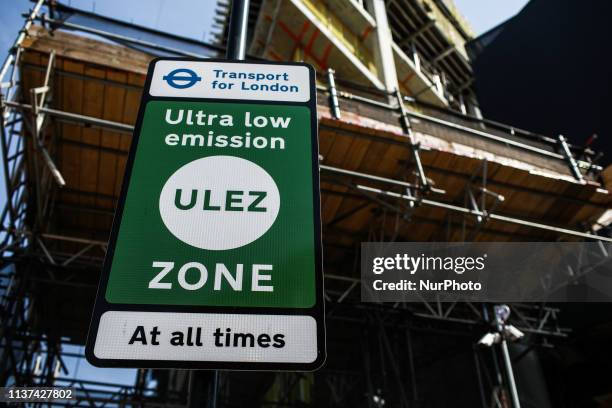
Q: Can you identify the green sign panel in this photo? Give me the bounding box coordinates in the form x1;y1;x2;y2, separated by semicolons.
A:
86;58;326;371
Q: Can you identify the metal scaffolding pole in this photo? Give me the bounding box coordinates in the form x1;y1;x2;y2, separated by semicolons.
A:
500;338;521;408
4;95;609;243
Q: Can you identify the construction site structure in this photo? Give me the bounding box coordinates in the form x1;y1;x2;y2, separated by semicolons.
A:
1;0;611;407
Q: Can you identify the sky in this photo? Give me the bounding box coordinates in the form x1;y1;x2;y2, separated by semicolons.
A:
1;0;531;74
0;0;528;389
454;0;529;35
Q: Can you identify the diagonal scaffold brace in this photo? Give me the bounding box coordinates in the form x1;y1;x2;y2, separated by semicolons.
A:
394;87;432;195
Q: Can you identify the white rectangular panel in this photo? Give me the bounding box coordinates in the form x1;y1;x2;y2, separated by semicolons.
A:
94;311;317;363
149;60;311;102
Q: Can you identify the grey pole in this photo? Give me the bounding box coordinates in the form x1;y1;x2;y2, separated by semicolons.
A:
226;0;250;60
494;305;521;408
500;337;521;408
205;5;251;406
211;370;219;408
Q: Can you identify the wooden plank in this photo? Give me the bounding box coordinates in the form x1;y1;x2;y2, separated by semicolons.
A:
99;69;127;202
57;58;87;232
324;137;373;221
80;64;108;232
23;25;151;75
321;130;353;213
79;67;104;190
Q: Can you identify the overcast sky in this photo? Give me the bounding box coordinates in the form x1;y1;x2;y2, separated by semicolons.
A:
1;0;531;71
454;0;529;34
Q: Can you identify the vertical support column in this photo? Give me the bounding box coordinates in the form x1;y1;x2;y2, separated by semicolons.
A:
494;305;522;408
458;93;467;115
465;93;485;128
0;101;16;232
395;88;429;192
500;338;522;408
366;0;399;94
394;88;412;137
405;328;418;402
327;68;341;120
432;73;443;96
411;42;421;73
468;102;483;120
0;0;44;245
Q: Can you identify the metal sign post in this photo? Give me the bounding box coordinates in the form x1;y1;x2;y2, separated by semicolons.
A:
226;0;250;60
85;57;326;371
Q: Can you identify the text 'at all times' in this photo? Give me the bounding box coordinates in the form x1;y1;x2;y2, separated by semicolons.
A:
128;326;286;348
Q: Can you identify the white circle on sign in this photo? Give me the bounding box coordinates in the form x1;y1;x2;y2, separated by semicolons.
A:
159;155;280;250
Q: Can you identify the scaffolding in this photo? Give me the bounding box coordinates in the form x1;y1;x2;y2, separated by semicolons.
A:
1;1;610;407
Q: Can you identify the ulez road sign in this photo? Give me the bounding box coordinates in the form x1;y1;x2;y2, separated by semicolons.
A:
85;58;326;370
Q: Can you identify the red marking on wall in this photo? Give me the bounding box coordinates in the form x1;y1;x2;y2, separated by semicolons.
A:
401;72;416;85
268;49;283;61
320;43;333;69
278;20;300;42
277;20;330;70
360;25;374;41
400;72;416;95
299;21;311;40
291;21;312;59
305;29;320;54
